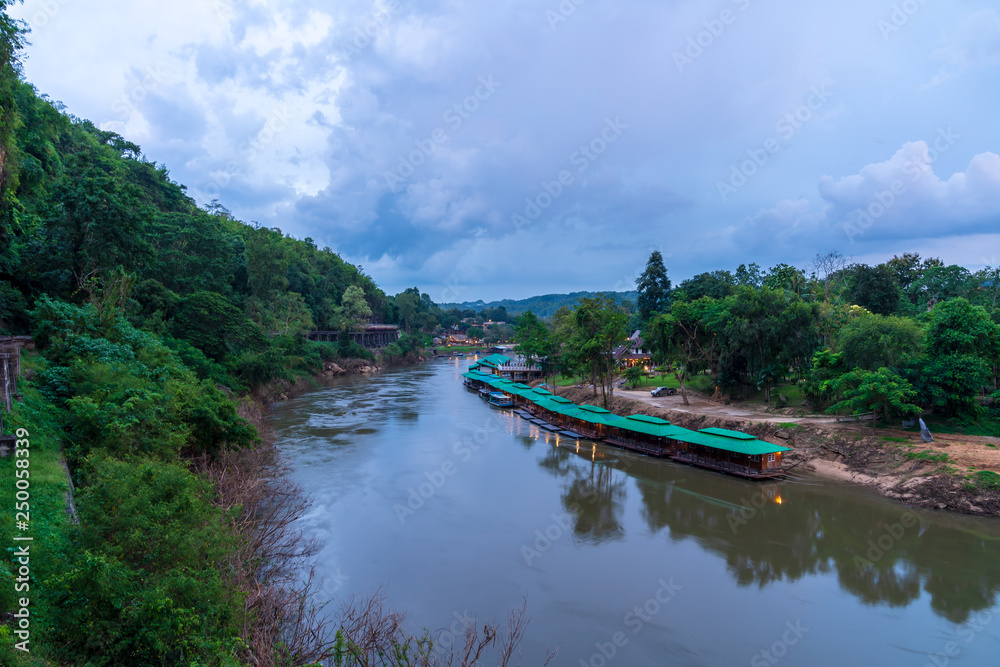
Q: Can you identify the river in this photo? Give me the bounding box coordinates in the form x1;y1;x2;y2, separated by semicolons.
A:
270;358;1000;666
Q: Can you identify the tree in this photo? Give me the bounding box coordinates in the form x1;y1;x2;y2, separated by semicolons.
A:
394;291;419;332
675;270;735;302
924;298;1000;360
711;287;819;401
811;251;850;302
341;285;372;330
828;367;921;432
836;312;922;371
735;262;764;288
904;264;972;313
636;251;672;321
568;295;628;404
643;299;721;406
624;364;645;389
514;311;549;365
845;264;900;316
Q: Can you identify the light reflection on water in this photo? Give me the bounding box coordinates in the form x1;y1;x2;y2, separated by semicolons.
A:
271;359;1000;666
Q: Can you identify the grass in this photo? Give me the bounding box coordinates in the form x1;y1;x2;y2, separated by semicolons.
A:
905;449;951;463
0;357;73;664
973;470;1000;489
620;373;714;392
739;382;806;407
777;423;805;430
880;436;910;443
916;416;1000;437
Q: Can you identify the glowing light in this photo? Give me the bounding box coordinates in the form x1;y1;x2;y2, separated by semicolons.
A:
775;496;783;505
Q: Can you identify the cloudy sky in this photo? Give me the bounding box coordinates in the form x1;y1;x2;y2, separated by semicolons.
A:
11;0;1000;301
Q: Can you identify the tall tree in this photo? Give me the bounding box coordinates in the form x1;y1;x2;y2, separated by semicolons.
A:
570;295;628;404
513;310;549;366
643;299;720;405
635;251;672;321
341;284;372;331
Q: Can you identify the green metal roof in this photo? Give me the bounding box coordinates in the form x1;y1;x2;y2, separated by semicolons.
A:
606;414;692;438
549;396;574;405
671;429;791;456
511;383;533;391
576;405;614;415
623;414;672;426
699;427;756;440
530;398;563;412
529;387;553;396
558;405;620;425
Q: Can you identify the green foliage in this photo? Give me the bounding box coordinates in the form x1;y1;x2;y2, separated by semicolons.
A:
711;286;819;400
803;349;845;411
828;367;922;430
924;298;1000;359
845;264;900;316
49;457;245;666
910;354;991;423
513;310;550;365
173;291;264;362
635;250;672;320
836;312;922;371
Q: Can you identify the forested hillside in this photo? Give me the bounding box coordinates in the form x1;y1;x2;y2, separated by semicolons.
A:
441;290;640;319
0;3;428;663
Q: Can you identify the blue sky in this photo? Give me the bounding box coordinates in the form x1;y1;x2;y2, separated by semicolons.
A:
11;0;1000;301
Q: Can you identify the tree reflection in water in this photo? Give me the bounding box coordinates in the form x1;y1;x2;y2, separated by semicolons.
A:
536;437;1000;624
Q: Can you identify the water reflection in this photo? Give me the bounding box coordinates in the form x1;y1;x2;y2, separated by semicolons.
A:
538;437;1000;623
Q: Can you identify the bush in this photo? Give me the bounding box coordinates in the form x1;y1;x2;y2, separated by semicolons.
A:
48;457;245;666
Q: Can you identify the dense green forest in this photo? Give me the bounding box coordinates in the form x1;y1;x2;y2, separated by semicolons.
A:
512;251;1000;432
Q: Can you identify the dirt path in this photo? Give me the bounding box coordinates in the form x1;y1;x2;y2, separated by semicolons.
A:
616;388;839;424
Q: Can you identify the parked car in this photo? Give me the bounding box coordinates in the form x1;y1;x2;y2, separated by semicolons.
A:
650;387;676;397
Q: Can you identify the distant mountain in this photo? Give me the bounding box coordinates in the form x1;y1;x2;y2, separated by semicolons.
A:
440;291;639;319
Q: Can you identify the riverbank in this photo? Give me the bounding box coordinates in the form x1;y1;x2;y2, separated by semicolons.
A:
254;350;435;403
556;387;1000;517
